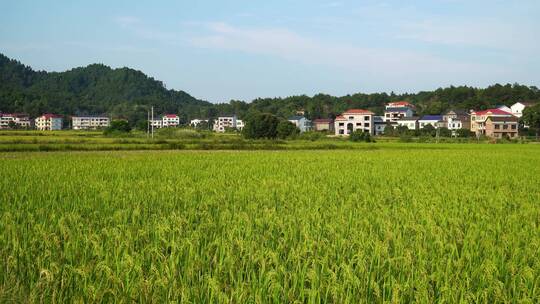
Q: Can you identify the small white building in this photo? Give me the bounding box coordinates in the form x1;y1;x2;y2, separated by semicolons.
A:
418;115;444;129
236;119;244;130
396;117;419;130
72;116;110;130
497;105;512;114
35;114;63;130
334;109;374;135
213;115;240;132
288;116;311;132
0;113;31;129
162;114;180;127
190;119;208;127
510;102;534;118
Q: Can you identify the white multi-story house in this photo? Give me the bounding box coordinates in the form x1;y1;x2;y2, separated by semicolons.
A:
149;114;180;129
418;115;444;129
396;117;419;130
0;113;31;129
384;101;415;122
442;110;470;135
213;115;240;132
288;116;311;132
334;109;374;135
162;114;180;127
72;116;110;130
35;114;63;130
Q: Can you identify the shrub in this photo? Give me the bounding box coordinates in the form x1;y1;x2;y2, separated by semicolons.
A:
104;120;131;135
243;113;280;139
276;120;300;139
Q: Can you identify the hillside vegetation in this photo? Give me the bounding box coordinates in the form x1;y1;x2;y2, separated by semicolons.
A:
1;53;539;125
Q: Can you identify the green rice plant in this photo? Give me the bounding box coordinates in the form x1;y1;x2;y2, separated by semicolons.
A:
0;145;539;302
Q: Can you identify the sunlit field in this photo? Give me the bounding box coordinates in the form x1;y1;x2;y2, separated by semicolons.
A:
1;145;539;302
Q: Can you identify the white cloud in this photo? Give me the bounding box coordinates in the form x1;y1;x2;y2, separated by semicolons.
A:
189;22;495;81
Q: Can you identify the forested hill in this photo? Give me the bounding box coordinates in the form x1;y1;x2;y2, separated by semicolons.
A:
0;53;212;123
1;53;539;125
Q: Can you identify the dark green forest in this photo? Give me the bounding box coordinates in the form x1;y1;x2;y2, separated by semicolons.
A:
1;53;538;125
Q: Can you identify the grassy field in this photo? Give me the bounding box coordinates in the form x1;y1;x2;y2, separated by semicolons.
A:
1;145;539;302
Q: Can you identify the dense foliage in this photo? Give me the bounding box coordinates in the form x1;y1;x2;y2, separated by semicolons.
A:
1;147;539;302
276;120;299;139
243;113;280;139
1;53;539;126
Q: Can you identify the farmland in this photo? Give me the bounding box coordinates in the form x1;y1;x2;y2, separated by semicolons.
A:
1;145;540;302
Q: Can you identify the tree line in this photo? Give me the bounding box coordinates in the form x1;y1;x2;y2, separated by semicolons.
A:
1;53;539;128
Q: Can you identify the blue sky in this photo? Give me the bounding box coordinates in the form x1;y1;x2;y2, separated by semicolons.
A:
1;0;539;102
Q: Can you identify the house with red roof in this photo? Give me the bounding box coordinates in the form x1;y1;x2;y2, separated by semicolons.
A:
334;109;374;136
35;114;63;130
471;108;518;138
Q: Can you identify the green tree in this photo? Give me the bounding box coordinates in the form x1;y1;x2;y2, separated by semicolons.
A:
104;120;131;135
522;103;540;138
276;120;299;139
243;113;280;139
456;128;473;138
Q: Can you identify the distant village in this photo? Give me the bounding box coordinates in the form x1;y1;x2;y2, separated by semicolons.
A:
0;101;533;139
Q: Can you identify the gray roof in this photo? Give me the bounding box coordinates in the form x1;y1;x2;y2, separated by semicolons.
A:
288;116;305;121
385;107;412;112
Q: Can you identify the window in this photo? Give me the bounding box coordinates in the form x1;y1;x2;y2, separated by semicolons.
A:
511;124;516;130
494;124;500;129
339;123;344;127
503;125;508;130
339;129;344;134
349;116;354;120
356;123;361;127
385;114;390;118
364;116;370;120
364;123;370;127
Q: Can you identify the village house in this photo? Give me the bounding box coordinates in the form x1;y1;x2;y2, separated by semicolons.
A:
288;116;311;132
161;114;180;127
470;108;517;138
334;109;374;135
236;119;244;130
384;101;415;122
313;119;334;132
35;114;63;130
396;117;419;130
213;115;240;132
443;110;470;135
373;116;386;135
72;116;110;130
418;115;443;129
149;114;180;129
0;113;31;129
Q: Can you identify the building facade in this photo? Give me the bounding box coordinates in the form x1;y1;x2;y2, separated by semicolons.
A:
288;116;311;132
510;102;534;118
396;117;419;130
373;116;386;135
72;116;110;130
334;109;374;135
384;101;415;122
470;108;515;137
162;114;180;127
35;114;63;130
0;113;31;129
418;115;443;129
213;115;239;132
190;119;208;128
484;116;519;138
313;119;334;132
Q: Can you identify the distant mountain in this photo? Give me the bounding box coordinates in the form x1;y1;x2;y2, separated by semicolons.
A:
1;53;539;125
0;53;212;124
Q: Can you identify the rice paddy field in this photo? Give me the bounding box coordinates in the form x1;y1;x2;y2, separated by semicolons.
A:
1;144;540;302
